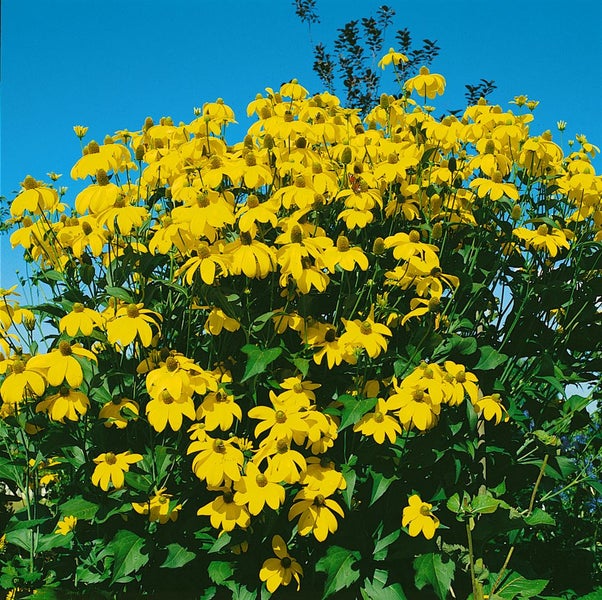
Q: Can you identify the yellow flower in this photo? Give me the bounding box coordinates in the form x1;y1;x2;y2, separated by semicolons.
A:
146;390;196;432
259;535;303;593
470;171;519;201
248;400;309;445
320;235;369;273
28;342;97;388
73;125;89;139
35;387;90;422
340;307;392;359
132;488;182;523
204;307;240;336
188;436;243;486
197;488;250;533
196;389;242;431
11;176;61;217
98;397;139;428
233;462;285;515
402;494;440;539
225;231;276;279
354;398;402;444
405;66;446;99
443;361;479;405
513;224;570;257
288;488;345;542
55;515;77;535
0;357;46;404
474;393;509;424
59;303;104;337
106;303;162;347
255;439;307;484
91;451;142;491
378;47;409;69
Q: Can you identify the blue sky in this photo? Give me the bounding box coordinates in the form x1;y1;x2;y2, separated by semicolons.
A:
1;0;601;289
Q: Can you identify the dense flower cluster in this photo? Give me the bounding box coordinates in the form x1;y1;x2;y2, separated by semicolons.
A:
0;58;599;597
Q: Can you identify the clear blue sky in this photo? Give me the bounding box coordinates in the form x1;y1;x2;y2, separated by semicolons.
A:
1;0;601;289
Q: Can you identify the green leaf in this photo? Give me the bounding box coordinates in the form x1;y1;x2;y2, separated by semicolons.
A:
315;545;361;599
59;496;99;520
105;286;134;303
36;532;73;552
291;357;310;377
341;465;357;510
474;346;508;371
413;553;455;600
362;570;407;599
373;528;401;561
471;494;500;515
369;470;397;506
160;543;196;569
208;560;234;585
523;508;555;527
5;528;36;552
109;530;148;584
493;573;548;598
0;457;19;482
338;395;378;432
240;344;282;382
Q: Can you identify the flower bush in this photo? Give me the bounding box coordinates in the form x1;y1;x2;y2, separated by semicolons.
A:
0;61;601;599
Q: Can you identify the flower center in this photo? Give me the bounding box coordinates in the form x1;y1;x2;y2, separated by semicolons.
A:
196;194;210;208
126;304;140;318
290;225;303;244
213;439;226;453
537;224;549;236
240;231;252;246
59;341;73;356
104;452;117;465
73;302;84;313
198;244;211;259
409;230;421;243
456;370;466;383
413;389;424;402
280;557;292;568
12;360;25;374
160;391;174;404
255;474;268;488
223;491;234;503
360;321;372;335
336;236;350;252
374;411;385;423
294;175;306;188
313;494;325;507
419;504;432;516
275;410;287;424
96;169;110;186
209;156;223;169
245;152;257;167
276;440;289;454
293;382;304;394
246;195;259;209
165;357;178;372
325;328;336;343
81;222;93;235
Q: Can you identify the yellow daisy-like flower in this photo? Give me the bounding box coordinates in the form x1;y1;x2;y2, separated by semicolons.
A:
204;307;240;336
288;488;345;542
98;397;139;428
259;535;303;593
146;390;196;432
513;224;570;257
55;515;77;535
132;488;182;524
0;357;46;404
233;461;285;515
28;342;97;388
378;47;409;69
340;307;392;359
188;436;244;487
35;387;90;422
354;398;402;444
59;303;104;337
225;231;276;279
11;175;61;217
197;488;250;533
403;494;440;539
91;451;143;491
320;235;369;273
106;302;162;348
196;389;242;431
474;393;509;424
404;66;446;99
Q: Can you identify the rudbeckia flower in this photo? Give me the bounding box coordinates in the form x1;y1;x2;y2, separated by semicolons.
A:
340;307;392;359
146;390;196;432
197;488;250;533
188;437;243;486
35;387;90;422
320;235;369;273
106;303;162;348
473;393;509;424
28;342;97;388
259;535;303;593
0;357;46;404
225;232;276;279
59;303;104;337
196;389;243;431
402;494;440;539
91;451;142;491
378;47;409;69
513;224;570;257
288;487;345;542
55;516;77;535
132;488;182;523
99;397;139;429
354;398;402;444
404;66;446;99
233;462;285;515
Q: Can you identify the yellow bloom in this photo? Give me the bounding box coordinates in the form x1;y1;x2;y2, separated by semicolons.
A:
35;387;90;422
259;535;303;593
98;397;139;428
197;488;250;533
146;390;196;432
189;436;244;486
255;439;307;484
248;400;309;445
196;389;242;431
91;451;142;491
340;307;392;359
132;488;182;523
106;303;162;347
405;66;446;99
204;307;240;336
443;361;479;405
28;342;97;388
55;515;77;535
402;494;440;539
225;231;276;279
513;224;570;257
354;398;402;444
474;393;509;424
73;125;89;139
378;47;409;69
233;461;285;515
470;171;519;201
0;357;46;404
59;303;104;337
320;235;369;273
288;488;345;542
11;176;61;217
